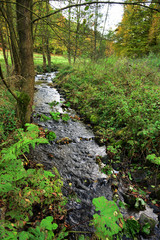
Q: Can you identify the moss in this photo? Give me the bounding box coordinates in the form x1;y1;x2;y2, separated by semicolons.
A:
17;92;30;127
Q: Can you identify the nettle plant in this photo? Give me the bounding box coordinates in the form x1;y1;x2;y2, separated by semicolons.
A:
0;123;68;239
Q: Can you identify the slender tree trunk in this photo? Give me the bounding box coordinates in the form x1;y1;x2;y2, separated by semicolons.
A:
16;0;35;125
68;0;71;65
42;36;47;71
0;27;9;75
74;0;81;63
46;0;51;70
4;3;21;74
94;0;98;61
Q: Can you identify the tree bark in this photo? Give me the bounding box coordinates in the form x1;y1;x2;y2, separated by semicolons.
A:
67;0;71;65
42;36;47;72
1;3;21;74
74;0;81;64
16;0;35;125
46;0;51;70
0;27;9;75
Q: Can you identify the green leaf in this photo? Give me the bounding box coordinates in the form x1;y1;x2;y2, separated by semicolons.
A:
84;6;89;11
18;231;29;240
40;216;58;231
92;196;124;239
142;223;150;235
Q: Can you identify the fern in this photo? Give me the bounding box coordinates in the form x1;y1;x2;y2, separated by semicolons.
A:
1;123;48;161
146;154;160;165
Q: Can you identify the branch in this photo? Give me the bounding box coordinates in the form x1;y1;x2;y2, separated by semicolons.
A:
33;1;160;23
1;1;159;23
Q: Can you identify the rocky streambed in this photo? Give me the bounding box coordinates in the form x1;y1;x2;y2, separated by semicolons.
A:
30;72;160;239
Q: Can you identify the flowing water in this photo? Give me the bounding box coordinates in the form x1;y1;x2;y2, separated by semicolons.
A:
30;72;159;239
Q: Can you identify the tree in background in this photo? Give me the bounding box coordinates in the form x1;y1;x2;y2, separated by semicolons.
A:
148;2;160;53
114;0;152;57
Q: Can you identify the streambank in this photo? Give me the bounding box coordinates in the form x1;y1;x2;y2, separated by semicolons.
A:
30;72;160;239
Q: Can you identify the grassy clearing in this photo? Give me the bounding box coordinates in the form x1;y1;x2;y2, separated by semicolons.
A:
55;55;160;165
34;53;69;71
0;51;69;75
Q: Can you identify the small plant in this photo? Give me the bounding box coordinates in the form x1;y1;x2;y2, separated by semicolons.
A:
46;131;56;141
64;101;71;108
48;101;60;108
146;154;160;165
0;108;17;141
124;218;140;238
50;111;61;121
40;114;51;122
50;111;70;122
62;113;70;122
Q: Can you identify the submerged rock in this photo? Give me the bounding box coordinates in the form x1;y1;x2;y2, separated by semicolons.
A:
139;213;157;235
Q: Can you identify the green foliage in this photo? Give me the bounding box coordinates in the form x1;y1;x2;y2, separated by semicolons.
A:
114;3;152;57
142;223;151;235
92;196;124;239
40;114;51;122
50;111;61;121
0;216;68;240
62;113;70;122
0;123;67;238
124;219;140;238
0;108;17;141
146;154;160;165
50;111;70;122
46;131;56;141
55;56;160;163
48;101;60;108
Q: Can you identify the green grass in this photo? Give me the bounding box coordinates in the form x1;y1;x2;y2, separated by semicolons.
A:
34;52;69;70
0;51;69;75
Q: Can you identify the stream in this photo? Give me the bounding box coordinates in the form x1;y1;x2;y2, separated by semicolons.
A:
30;72;160;239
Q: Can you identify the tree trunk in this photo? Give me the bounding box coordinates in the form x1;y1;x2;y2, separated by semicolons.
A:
42;36;47;72
46;0;51;70
4;3;21;75
0;27;9;75
67;0;71;65
74;0;81;64
93;0;98;61
46;38;51;70
16;0;35;125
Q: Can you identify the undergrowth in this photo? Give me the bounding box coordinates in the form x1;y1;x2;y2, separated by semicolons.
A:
0;123;68;239
55;55;160;165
